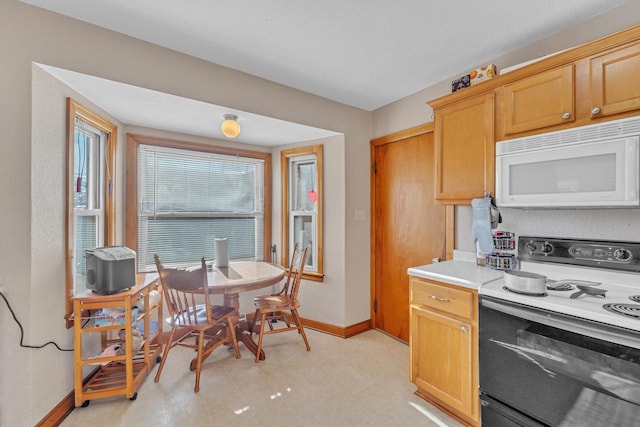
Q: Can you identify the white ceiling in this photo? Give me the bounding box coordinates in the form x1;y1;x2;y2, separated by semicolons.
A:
24;0;632;144
37;64;339;147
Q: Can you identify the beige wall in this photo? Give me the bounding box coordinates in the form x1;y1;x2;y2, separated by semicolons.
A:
270;136;348;323
0;1;369;425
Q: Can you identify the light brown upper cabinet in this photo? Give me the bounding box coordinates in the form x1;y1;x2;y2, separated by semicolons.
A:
589;40;640;119
498;64;575;137
432;91;495;204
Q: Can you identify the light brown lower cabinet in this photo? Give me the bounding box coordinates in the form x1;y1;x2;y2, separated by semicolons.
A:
409;276;479;427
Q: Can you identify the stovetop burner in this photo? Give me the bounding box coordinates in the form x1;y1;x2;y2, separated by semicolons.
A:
502;286;547;297
602;303;640;319
630;295;640;303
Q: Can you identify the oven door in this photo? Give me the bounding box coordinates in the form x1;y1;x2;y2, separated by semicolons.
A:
479;296;640;427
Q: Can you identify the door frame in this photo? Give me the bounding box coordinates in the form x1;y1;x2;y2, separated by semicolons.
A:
369;123;456;331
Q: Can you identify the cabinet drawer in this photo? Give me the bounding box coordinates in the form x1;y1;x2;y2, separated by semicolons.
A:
410;278;473;319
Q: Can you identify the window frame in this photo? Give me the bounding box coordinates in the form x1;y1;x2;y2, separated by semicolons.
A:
281;145;324;281
65;99;117;323
126;134;272;268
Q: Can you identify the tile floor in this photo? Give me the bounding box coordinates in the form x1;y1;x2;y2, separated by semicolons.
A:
61;328;464;427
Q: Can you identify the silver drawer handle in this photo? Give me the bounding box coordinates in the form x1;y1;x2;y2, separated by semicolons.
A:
561;112;571;119
429;294;449;302
461;326;468;333
591;106;601;115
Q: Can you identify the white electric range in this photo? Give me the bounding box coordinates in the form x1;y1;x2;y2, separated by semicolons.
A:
479;236;640;332
478;236;640;427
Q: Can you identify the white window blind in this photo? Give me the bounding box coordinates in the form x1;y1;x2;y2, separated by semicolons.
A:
137;144;265;272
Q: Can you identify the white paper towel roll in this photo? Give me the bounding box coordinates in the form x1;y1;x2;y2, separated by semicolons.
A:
136;289;161;311
148;290;161;308
215;238;229;267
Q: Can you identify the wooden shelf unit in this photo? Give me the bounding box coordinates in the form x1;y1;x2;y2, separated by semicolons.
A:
72;278;162;407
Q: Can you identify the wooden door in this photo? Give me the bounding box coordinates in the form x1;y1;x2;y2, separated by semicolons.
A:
371;125;446;342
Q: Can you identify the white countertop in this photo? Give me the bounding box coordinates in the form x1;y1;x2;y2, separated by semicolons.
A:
407;251;503;290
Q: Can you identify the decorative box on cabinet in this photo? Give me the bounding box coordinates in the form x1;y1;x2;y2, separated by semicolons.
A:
432;91;495;204
72;278;162;408
409;276;479;427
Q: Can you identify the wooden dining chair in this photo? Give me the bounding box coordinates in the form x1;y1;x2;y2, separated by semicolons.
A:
250;245;310;362
256;243;299;330
153;254;240;392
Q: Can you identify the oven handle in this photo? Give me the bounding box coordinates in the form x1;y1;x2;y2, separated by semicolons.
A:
481;297;640;349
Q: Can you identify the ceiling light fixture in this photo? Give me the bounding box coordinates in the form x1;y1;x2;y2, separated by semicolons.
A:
221;114;240;138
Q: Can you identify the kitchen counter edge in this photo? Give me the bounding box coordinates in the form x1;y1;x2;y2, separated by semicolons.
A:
407;260;503;290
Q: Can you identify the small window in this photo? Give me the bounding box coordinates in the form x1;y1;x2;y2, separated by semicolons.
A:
281;145;323;281
65;99;117;320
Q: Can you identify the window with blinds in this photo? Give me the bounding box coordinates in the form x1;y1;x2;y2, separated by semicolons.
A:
136;144;265;272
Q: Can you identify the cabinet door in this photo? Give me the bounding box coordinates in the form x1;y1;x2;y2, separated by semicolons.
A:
590;41;640;118
410;306;475;418
434;92;495;204
501;64;575;136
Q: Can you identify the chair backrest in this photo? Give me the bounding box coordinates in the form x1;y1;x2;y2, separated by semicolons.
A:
154;255;212;325
279;243;300;296
287;247;308;302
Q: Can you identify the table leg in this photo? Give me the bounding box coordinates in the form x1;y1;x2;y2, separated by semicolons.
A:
190;292;263;370
236;320;265;361
222;292;265;360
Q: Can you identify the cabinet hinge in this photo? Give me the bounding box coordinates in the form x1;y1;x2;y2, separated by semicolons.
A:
373;299;377;312
373;161;377;174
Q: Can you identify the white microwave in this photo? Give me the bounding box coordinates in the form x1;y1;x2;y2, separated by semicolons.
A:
496;117;640;208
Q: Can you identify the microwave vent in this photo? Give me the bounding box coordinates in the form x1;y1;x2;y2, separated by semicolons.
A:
497;116;640;156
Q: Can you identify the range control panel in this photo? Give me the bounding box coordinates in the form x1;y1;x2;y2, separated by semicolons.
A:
519;236;640;273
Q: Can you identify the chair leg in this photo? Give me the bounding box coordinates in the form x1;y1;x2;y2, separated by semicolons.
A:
194;330;205;393
154;326;177;383
226;320;241;359
255;312;267;363
282;311;291;328
249;309;260;334
291;309;310;351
